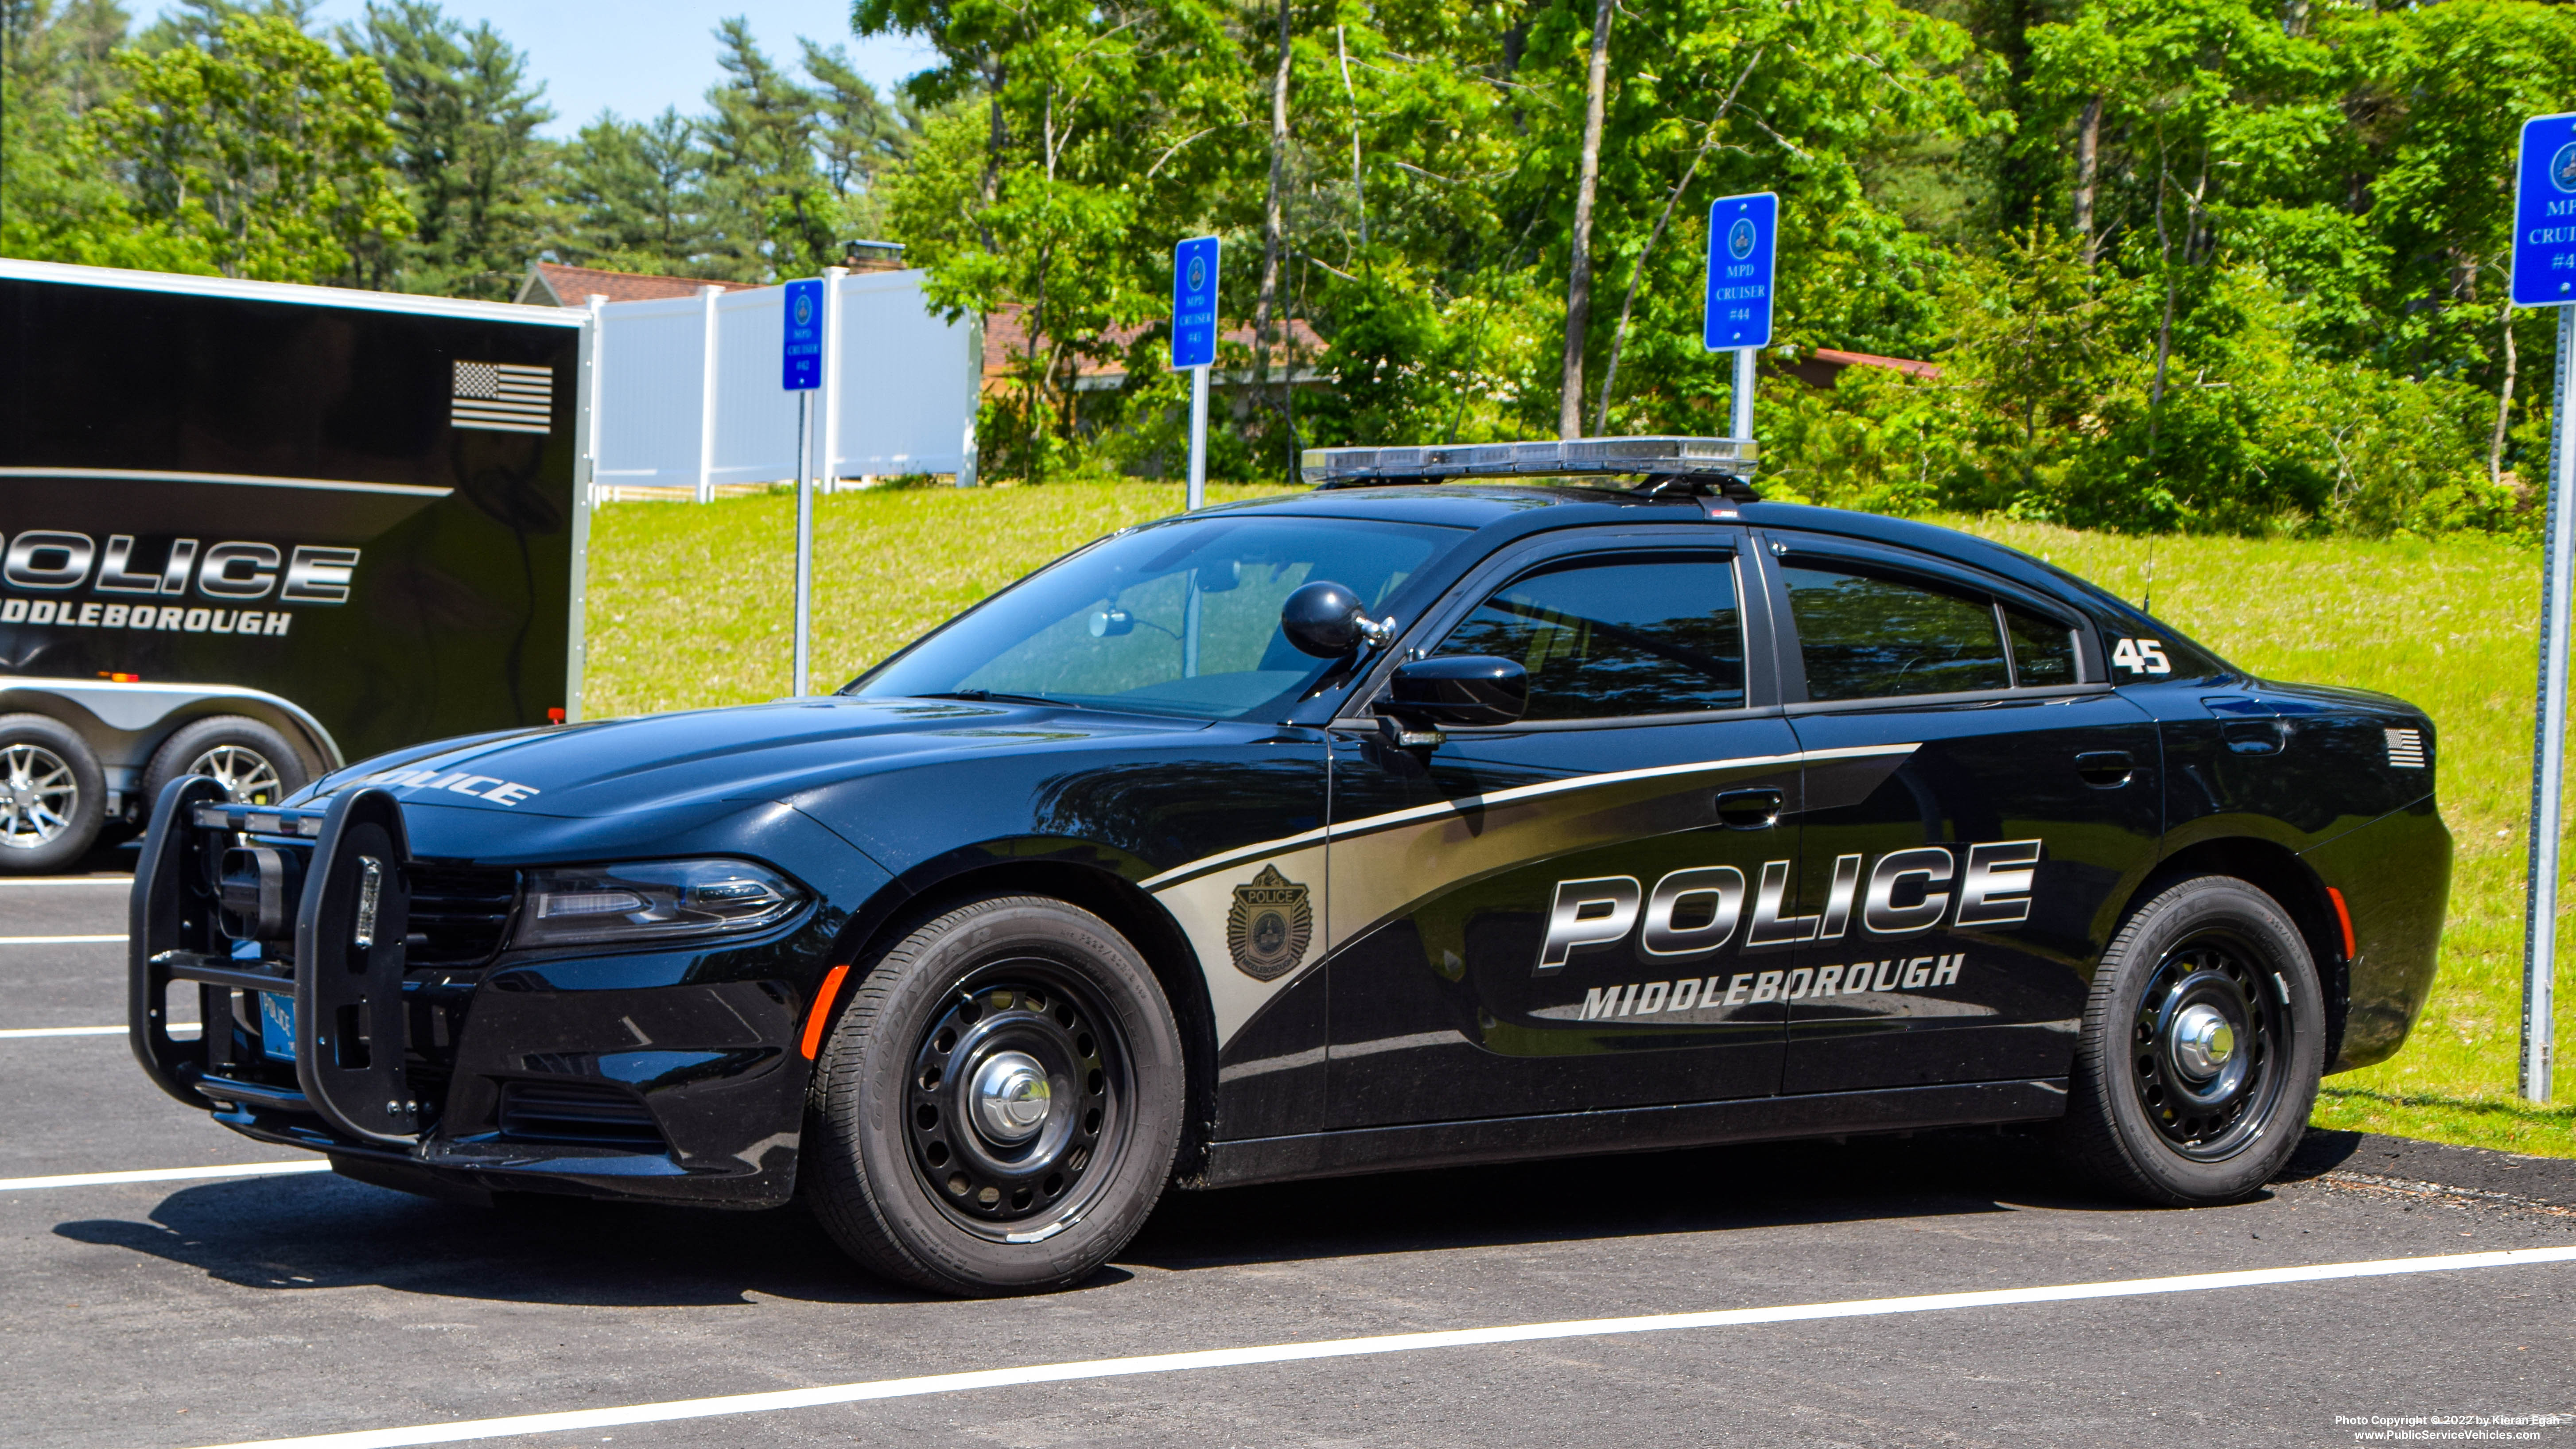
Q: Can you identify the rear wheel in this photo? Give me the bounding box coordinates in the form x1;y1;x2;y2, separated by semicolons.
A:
804;895;1184;1295
143;715;308;808
2058;874;2324;1205
0;714;105;873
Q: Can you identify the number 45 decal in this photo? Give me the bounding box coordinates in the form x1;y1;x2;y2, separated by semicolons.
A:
2110;637;2171;675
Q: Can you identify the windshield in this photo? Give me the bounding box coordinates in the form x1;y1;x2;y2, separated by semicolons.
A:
850;513;1462;719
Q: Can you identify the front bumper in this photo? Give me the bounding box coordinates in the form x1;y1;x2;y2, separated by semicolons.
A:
128;781;831;1209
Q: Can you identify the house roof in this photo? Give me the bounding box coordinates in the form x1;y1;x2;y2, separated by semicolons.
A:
982;305;1328;384
515;262;762;308
1778;347;1944;388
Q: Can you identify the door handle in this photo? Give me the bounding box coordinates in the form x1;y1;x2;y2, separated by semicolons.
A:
1714;788;1783;829
2220;719;2286;755
2075;750;2135;788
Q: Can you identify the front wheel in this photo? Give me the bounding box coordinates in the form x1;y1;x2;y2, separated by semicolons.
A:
2057;874;2326;1206
804;895;1185;1295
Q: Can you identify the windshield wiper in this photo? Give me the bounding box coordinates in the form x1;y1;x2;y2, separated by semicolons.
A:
917;689;1076;708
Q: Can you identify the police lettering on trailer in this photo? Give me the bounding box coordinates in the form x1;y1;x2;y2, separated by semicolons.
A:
0;526;359;635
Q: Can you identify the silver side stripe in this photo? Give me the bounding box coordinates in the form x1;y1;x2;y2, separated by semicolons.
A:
1140;742;1919;892
0;466;454;498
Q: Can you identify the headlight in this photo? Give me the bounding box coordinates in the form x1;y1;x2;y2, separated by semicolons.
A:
513;859;805;949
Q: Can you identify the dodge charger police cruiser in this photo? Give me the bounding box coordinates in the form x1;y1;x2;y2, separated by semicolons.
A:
129;436;2448;1296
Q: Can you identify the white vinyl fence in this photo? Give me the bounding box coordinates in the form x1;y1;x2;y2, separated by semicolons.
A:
591;267;980;501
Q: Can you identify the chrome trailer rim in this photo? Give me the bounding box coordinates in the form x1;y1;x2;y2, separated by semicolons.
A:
0;743;79;850
186;745;284;805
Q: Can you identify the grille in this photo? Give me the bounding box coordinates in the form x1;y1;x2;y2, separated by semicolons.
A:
497;1081;665;1147
2384;727;2427;769
406;866;519;967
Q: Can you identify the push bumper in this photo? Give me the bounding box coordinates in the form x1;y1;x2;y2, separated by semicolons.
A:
126;780;814;1208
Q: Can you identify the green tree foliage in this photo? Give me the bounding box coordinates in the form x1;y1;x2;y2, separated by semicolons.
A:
545;107;718;275
343;0;552;298
2;0;2571;536
93;10;411;282
0;0;213;270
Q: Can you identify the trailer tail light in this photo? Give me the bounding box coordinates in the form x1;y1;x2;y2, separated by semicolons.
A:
548;707;566;723
98;671;141;682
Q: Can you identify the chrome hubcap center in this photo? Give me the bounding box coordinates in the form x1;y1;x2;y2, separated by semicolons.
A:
2172;1003;2236;1077
969;1050;1052;1143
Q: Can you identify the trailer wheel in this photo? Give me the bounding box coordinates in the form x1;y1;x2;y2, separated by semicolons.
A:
143;716;309;809
0;714;106;873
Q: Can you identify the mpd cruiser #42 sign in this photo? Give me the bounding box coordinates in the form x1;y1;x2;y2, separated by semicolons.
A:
129;435;2446;1298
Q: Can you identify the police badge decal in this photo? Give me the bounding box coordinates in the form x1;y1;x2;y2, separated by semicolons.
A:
1226;864;1313;981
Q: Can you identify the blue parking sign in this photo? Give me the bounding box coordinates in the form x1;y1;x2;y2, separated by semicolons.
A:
1704;192;1777;350
781;277;824;389
2513;114;2576;307
1172;236;1220;370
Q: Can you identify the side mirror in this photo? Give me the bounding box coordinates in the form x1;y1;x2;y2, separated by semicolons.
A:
1382;655;1528;726
1281;580;1393;658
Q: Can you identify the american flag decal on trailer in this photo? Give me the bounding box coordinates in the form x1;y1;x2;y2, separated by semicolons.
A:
451;361;553;434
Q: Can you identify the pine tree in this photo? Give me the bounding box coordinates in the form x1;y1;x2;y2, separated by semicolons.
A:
546;108;717;275
344;0;552;299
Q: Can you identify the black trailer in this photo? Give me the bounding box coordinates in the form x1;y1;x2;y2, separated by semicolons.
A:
0;260;591;872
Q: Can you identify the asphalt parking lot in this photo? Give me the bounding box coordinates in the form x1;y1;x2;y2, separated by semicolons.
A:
4;873;2572;1449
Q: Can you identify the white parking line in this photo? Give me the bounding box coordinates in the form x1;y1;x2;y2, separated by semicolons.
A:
188;1245;2576;1449
0;876;130;886
0;1024;197;1039
0;1160;330;1192
0;934;126;944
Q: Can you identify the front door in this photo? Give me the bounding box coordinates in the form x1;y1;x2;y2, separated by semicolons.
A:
1759;534;2163;1094
1323;532;1805;1129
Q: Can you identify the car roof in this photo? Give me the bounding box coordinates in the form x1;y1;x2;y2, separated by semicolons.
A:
1190;483;2075;594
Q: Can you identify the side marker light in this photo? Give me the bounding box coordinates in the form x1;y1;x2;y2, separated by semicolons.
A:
800;964;852;1060
2325;886;2356;961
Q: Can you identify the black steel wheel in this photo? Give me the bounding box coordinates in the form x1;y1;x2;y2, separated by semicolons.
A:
904;966;1126;1236
2059;874;2325;1206
2127;932;2286;1159
804;895;1184;1295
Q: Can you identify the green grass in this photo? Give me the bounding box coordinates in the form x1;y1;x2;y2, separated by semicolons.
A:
582;486;2576;1158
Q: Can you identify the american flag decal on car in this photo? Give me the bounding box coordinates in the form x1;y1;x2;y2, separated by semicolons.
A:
451;361;552;434
2384;727;2426;769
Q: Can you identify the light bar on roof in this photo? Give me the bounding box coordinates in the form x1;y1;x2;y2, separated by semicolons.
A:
1300;435;1758;487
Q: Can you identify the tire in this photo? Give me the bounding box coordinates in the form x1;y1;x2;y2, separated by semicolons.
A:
142;715;309;809
0;713;107;873
2057;874;2326;1206
804;895;1185;1296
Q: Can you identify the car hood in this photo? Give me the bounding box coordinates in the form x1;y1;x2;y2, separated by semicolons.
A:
304;696;1208;821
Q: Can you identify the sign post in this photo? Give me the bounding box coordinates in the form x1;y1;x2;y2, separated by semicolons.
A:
2513;114;2576;1103
1703;192;1777;441
781;276;824;696
1173;236;1220;510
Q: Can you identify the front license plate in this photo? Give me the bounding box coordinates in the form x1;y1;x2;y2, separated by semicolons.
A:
260;993;295;1062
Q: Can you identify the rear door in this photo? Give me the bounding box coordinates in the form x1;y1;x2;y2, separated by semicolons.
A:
1322;524;1805;1128
1757;532;2163;1094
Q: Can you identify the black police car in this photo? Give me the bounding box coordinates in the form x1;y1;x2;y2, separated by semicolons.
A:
130;436;2448;1295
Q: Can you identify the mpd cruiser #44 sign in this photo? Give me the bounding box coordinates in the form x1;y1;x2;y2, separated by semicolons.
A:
130;435;2446;1297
